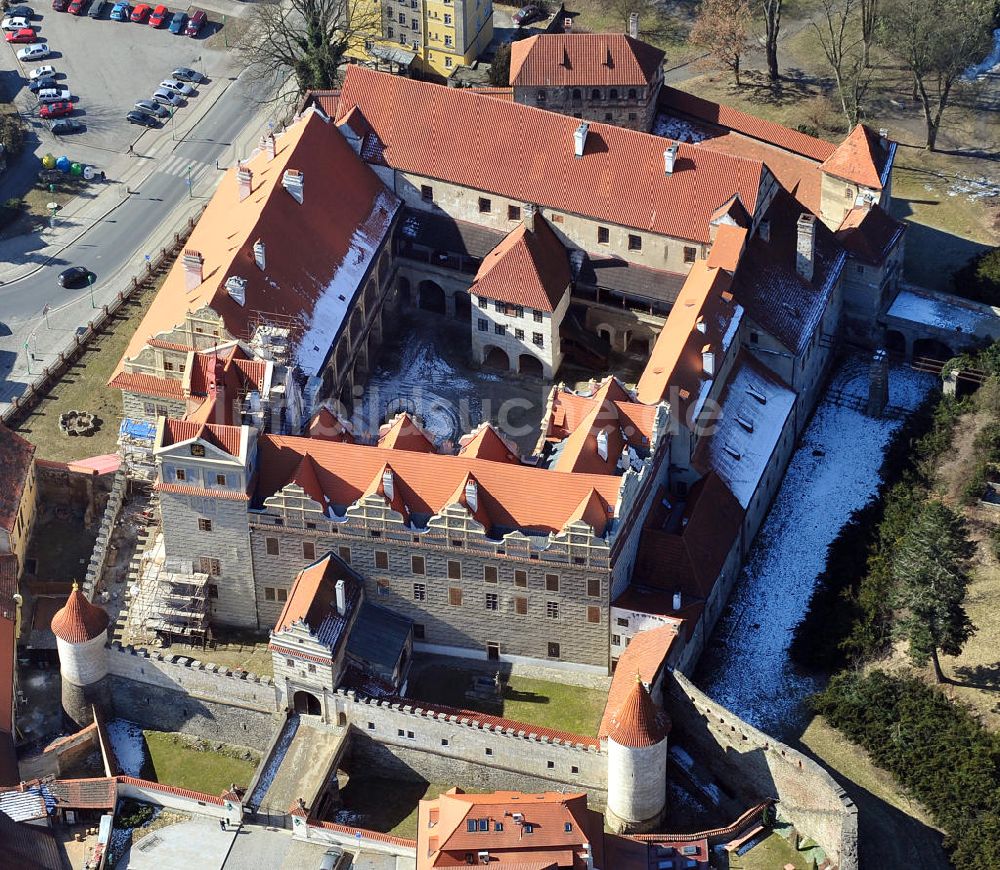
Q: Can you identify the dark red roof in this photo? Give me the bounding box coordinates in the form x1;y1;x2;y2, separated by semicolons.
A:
162;419;243;456
0;425;34;534
820;123;891;189
48;777;116;809
108;372;186;399
835;204;905;265
0;555;17;609
471;216;571;312
605;677;670;748
509;33;665;88
50;585;109;644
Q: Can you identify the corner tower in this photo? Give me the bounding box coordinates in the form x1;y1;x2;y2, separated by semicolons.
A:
51;582;110;728
605;675;670;833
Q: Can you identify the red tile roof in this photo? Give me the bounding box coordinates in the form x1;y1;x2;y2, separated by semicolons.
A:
457;424;520;464
336;67;765;244
274;553;358;640
50;584;109;644
153;482;250;501
604;675;670;748
109;372;186;399
116;109;398;379
658;86;836;162
0;615;13;736
835;204;905;265
820;123;890;189
378;413;438;453
0;425;34;534
256;435;623;536
0;555;17;608
599;626;675;740
307;407;354;442
509;33;665;88
471;216;571;312
116;775;225;806
48;777;116;809
162;419;243;457
706;224;747;272
307;818;416;848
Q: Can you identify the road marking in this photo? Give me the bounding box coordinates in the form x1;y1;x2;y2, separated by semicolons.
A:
156;155;210;180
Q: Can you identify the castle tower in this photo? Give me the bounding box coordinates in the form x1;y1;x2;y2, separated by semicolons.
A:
51;582;110;728
605;676;670;834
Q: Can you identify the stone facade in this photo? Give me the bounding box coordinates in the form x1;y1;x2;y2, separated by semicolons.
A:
471;286;569;379
841;239;904;345
121;391;187;424
605;736;667;832
512;73;663;132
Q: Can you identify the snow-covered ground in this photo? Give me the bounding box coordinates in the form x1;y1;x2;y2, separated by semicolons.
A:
887;288;996;333
107;719;147;776
652;113;710;143
247;714;299;810
697;359;936;738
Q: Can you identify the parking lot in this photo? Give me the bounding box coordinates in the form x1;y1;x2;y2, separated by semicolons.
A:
3;0;234;172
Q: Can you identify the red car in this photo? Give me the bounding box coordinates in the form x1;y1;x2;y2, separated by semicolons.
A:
148;3;167;25
40;100;72;118
5;26;35;41
129;2;149;20
51;0;69;9
68;0;88;14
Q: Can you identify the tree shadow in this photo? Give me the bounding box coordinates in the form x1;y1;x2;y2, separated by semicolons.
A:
950;661;1000;690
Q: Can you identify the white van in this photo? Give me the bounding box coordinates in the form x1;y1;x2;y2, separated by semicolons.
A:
37;88;71;105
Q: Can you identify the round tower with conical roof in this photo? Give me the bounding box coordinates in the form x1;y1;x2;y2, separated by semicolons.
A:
605;675;670;833
51;582;110;728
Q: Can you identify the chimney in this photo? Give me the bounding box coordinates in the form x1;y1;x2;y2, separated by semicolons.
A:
210;354;226;411
225;275;247;307
183;249;204;291
796;213;816;282
236;165;253;202
663;143;678;175
563;16;572;33
695;316;706;334
335;579;346;616
382;468;394;501
596;428;609;461
260;133;276;161
573;122;589;158
523;203;537;233
464;478;478;512
282;169;304;204
759;218;770;243
672;591;681;610
628;12;639;39
253;239;266;271
878;127;888;150
702;345;715;376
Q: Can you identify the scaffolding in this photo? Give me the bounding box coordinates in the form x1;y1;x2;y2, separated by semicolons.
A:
124;543;211;646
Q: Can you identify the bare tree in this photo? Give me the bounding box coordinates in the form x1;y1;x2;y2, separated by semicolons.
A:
878;0;995;150
758;0;782;82
607;0;681;46
859;0;878;67
691;0;752;87
813;0;873;129
238;0;381;95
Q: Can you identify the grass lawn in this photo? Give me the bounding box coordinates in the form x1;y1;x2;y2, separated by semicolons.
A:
337;778;487;840
406;664;606;736
160;628;274;678
142;730;259;796
13;279;160;462
733;831;812;870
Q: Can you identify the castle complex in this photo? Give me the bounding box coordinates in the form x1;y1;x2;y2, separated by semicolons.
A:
14;33;918;867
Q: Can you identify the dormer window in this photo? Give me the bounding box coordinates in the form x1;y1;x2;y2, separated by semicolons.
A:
175;468;186;481
191;444;205;457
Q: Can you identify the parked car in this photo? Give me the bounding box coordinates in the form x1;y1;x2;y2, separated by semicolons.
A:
512;3;542;25
129;2;149;21
28;75;58;92
39;100;72;118
58;266;90;288
51;0;69;10
37;87;72;103
319;848;347;870
126;109;157;126
8;6;34;18
183;7;204;35
17;42;49;59
68;0;90;15
151;87;181;106
1;16;31;31
171;66;205;83
88;0;108;17
28;64;55;80
5;27;36;42
148;3;167;25
166;9;183;31
50;118;83;134
134;98;168;117
109;1;130;20
159;78;192;96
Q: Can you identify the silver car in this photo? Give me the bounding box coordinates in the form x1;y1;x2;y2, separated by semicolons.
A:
134;99;169;118
159;78;194;96
151;88;182;107
37;87;72;105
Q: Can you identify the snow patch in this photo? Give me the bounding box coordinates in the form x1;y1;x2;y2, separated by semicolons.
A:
965;28;1000;79
887;288;994;334
247;714;300;810
653;114;709;143
107;720;147;776
698;359;936;737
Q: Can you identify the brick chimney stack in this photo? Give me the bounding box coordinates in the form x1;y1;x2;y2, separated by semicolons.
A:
628;12;639;38
236;165;253;202
183;249;204;291
795;214;816;283
282;169;304;204
523;203;537;233
260;133;276;161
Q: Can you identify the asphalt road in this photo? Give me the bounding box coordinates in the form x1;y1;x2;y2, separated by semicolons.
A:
0;68;271;402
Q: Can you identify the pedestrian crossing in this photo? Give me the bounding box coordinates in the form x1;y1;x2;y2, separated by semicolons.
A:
156;154;213;181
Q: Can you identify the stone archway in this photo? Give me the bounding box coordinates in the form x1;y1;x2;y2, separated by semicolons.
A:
454;290;472;322
885;329;906;357
293;690;322;716
626;335;651;356
913;337;954;364
518;354;544;378
596;323;615;345
320;367;335;401
418;280;446;314
483;346;511;371
398;275;412;306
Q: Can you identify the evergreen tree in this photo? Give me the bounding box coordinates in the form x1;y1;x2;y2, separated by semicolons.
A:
891;499;976;681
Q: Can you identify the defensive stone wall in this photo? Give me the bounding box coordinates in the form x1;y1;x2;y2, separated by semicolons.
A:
105;643;281;750
666;672;858;870
18;722;101;781
333;689;608;801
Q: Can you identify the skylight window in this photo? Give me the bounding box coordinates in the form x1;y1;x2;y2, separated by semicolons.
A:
746;384;767;404
724;444;741;461
736;414;754;433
